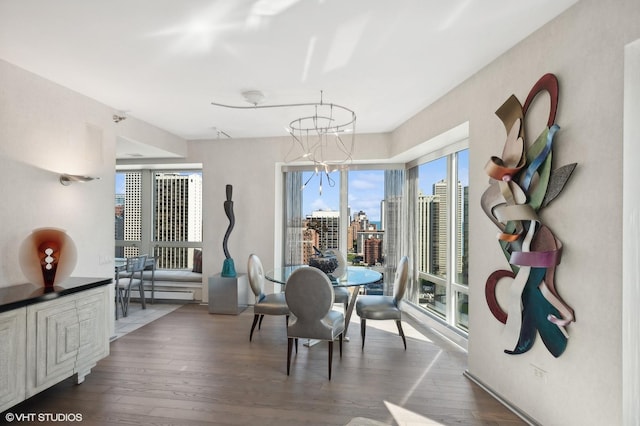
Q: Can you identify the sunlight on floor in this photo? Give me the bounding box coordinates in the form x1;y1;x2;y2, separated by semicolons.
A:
112;302;184;340
349;314;433;343
384;401;446;426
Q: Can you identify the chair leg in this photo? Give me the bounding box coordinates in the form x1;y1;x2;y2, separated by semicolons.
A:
249;314;260;341
258;314;264;330
360;318;367;350
294;338;298;354
124;287;132;317
396;320;407;350
328;340;334;380
138;282;146;310
339;333;343;357
118;288;127;317
287;337;294;376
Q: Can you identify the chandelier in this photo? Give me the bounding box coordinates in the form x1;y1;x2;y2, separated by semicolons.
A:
211;90;356;195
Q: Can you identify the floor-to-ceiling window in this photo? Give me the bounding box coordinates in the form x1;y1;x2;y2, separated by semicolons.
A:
408;148;469;331
280;126;469;334
282;166;404;291
115;168;203;270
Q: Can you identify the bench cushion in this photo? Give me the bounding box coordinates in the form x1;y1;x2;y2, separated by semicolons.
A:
119;269;202;283
148;269;202;282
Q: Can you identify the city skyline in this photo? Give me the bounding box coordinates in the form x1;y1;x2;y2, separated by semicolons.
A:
301;150;469;221
116;150;469;224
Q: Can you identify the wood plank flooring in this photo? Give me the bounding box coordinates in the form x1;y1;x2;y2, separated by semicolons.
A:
5;304;525;425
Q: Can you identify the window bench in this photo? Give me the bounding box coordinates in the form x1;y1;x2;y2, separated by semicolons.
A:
122;269;204;302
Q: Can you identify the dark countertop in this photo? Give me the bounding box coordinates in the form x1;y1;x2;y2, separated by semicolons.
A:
0;277;112;313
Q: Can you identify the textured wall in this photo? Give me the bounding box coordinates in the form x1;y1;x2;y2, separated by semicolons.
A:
392;0;639;424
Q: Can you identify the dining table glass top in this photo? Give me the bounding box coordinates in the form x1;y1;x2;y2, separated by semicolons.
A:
265;265;382;287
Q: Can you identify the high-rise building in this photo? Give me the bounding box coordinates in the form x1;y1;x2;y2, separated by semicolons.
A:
302;210;340;263
354;210;369;231
356;230;384;257
417;191;436;274
153;173;202;269
121;172;202;269
433;180;448;276
347;220;359;252
124;172;142;258
363;237;383;266
417;180;464;278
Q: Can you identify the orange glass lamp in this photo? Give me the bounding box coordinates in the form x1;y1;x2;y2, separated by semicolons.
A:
19;228;77;289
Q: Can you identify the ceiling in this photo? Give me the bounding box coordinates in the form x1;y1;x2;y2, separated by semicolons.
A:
0;0;578;147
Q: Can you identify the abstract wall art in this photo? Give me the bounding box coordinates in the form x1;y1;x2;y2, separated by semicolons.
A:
481;73;577;357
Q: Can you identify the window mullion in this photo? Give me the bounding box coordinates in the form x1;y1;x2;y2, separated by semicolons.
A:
138;169;153;257
446;154;456;325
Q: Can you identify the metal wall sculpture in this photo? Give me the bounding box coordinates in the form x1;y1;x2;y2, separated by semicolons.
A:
481;73;577;357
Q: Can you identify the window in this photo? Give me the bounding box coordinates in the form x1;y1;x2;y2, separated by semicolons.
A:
282;167;404;292
409;148;469;331
282;170;341;266
115;169;203;270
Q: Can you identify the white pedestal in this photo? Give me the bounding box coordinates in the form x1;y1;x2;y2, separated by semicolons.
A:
208;273;248;315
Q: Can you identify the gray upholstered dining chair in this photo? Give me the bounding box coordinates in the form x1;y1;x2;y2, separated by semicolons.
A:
248;254;290;341
285;267;345;380
116;254;148;318
356;256;409;350
324;249;349;312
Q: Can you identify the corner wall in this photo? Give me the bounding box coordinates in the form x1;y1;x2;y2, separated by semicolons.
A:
392;0;638;424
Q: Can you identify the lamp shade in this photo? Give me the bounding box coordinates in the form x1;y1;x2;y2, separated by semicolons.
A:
18;228;77;288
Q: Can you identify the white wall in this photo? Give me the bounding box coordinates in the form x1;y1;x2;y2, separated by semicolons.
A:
391;0;638;424
0;59;115;285
623;38;640;426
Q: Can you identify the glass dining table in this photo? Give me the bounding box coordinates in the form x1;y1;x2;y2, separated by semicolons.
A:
265;265;383;339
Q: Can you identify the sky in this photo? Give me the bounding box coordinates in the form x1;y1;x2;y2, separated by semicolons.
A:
302;149;468;222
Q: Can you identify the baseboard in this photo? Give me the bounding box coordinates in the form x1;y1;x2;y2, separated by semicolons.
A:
130;289;195;301
463;371;539;426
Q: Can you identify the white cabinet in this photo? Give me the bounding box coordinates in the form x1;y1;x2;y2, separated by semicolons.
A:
26;286;109;397
0;308;26;413
0;282;110;412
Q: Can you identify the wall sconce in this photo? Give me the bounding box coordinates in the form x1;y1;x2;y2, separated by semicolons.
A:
59;174;100;186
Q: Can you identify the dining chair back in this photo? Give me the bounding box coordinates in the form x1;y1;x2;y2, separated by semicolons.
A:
116;254;148;317
356;256;409;350
248;254;290;341
285;267;345;380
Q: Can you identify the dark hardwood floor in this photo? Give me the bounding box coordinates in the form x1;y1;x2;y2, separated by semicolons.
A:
5;304;525;425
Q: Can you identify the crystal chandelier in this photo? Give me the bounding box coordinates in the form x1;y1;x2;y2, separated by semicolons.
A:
211;90;356;195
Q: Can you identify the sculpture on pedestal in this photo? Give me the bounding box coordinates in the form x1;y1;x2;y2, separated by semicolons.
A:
221;184;237;277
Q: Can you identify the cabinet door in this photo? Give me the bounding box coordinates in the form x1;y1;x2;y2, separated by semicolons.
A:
0;308;26;413
26;296;79;397
75;287;109;377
